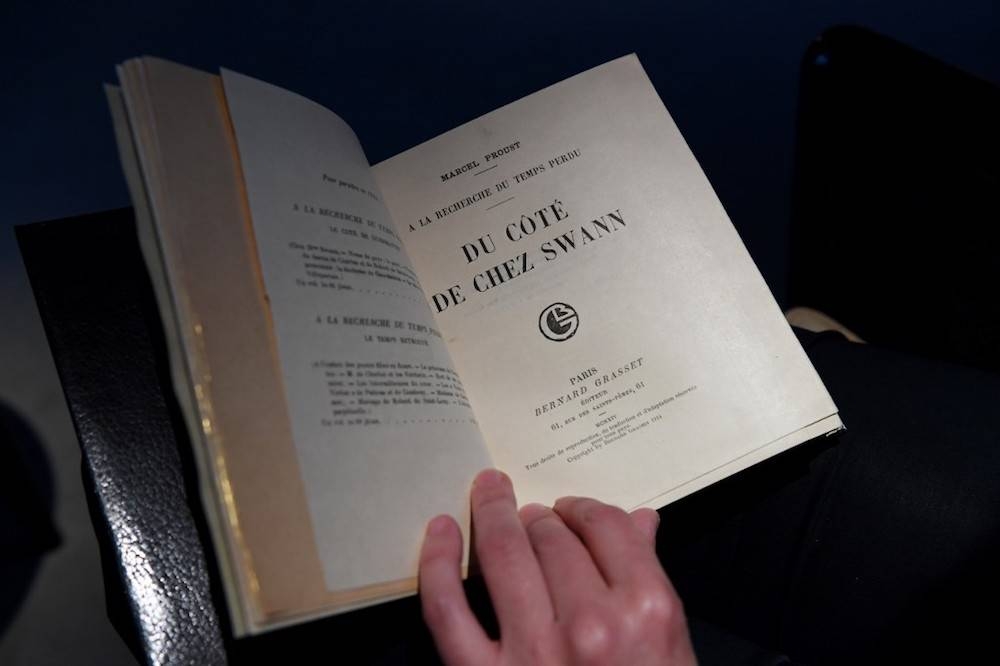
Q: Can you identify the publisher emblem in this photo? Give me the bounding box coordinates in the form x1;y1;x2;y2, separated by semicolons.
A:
539;303;579;342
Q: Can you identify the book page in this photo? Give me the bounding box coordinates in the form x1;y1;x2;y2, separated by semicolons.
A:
221;70;490;591
373;55;841;510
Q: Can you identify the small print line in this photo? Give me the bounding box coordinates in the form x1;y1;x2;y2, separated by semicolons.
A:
473;164;498;176
486;196;516;211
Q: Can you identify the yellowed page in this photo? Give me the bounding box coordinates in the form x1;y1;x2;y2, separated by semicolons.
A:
373;54;841;509
220;69;490;592
113;58;487;633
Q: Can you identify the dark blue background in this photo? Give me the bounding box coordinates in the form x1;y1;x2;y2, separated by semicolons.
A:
2;0;997;302
0;7;995;662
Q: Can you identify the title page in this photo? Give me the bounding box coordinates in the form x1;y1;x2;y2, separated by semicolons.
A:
374;55;840;509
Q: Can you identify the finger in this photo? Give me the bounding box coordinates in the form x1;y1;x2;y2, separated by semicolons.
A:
554;497;665;587
471;470;554;636
628;507;660;548
519;503;606;619
419;514;497;664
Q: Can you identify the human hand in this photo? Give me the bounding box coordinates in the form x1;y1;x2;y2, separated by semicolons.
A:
419;469;697;665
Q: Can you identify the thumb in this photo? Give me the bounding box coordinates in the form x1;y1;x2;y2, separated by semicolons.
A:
628;507;660;548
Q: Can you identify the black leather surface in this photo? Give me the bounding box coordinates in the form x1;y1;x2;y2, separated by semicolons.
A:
14;209;450;665
16;209;227;666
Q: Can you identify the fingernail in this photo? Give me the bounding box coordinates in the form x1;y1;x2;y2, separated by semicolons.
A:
519;502;549;522
426;515;452;536
552;496;578;509
473;468;507;488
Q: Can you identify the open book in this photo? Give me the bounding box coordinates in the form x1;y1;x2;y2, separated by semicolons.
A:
106;54;841;635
